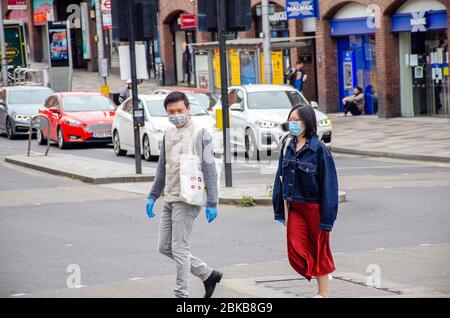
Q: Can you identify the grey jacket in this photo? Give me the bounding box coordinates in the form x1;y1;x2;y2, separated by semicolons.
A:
148;124;218;209
344;93;365;110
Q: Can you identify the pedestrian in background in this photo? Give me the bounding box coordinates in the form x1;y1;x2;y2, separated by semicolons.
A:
118;79;132;104
342;86;365;116
293;61;307;93
145;91;222;298
272;105;339;298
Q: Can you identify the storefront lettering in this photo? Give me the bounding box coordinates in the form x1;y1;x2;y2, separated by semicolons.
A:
410;11;427;32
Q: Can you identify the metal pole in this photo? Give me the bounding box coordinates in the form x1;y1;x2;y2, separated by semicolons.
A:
95;0;107;86
127;0;142;174
0;8;8;86
217;0;232;187
262;0;272;84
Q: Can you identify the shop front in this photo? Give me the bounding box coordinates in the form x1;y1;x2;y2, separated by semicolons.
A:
330;3;378;115
393;0;448;117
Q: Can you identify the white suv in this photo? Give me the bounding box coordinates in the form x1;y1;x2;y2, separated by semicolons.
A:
213;84;332;160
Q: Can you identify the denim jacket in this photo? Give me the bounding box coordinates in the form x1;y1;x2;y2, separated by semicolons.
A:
272;135;339;231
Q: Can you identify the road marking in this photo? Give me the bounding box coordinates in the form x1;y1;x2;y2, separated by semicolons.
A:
384;186;394;189
11;293;27;297
420;244;431;247
66;244;74;247
234;263;248;266
33;203;41;206
129;277;143;281
334;252;345;255
375;248;386;251
72;285;87;288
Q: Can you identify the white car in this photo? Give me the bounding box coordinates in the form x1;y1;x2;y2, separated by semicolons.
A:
112;94;223;160
212;84;332;160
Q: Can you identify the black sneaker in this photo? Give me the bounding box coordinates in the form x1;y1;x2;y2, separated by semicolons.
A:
203;270;223;298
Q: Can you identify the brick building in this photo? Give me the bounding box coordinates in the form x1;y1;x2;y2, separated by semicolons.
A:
158;0;318;102
316;0;450;118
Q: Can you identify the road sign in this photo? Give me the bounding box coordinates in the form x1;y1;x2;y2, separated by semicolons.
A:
180;13;198;30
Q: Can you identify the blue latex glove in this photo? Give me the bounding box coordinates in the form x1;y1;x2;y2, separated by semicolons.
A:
205;207;217;223
146;198;155;218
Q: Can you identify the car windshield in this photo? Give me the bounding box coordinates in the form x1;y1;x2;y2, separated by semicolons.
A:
188;93;217;110
247;90;309;109
8;89;53;105
145;100;208;117
62;95;116;112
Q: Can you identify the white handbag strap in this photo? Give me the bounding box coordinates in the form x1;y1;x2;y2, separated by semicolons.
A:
188;125;203;156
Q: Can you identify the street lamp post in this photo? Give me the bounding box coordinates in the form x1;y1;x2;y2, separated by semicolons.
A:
262;0;272;84
216;0;232;187
0;9;8;86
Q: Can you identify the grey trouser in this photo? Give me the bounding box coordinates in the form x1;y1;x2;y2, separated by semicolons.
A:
158;201;212;298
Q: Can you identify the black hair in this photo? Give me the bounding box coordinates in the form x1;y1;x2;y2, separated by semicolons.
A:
354;86;363;94
283;105;317;139
164;91;190;109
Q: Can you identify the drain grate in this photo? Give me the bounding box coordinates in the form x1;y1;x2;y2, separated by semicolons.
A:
255;276;403;298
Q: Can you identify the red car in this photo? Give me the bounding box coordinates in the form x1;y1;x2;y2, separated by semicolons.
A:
37;92;116;149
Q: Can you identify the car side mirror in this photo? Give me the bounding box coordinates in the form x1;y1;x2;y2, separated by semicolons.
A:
49;107;58;113
230;103;242;111
311;101;319;109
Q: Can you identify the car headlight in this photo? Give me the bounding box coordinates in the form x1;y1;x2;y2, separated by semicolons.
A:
64;118;84;127
14;114;31;122
318;119;332;127
255;120;279;129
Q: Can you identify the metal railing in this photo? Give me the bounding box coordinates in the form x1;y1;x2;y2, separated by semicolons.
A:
28;114;50;157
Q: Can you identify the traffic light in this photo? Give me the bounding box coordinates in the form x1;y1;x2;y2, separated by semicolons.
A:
112;0;157;41
198;0;252;32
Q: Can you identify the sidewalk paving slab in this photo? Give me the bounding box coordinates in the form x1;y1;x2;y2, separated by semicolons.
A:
329;114;450;163
4;153;346;205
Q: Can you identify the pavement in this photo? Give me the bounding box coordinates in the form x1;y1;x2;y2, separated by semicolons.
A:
2;152;347;204
329;114;450;163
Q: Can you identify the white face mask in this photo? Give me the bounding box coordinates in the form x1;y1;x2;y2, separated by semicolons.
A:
168;112;189;127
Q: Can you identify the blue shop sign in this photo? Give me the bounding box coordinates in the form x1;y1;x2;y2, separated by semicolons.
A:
392;10;447;32
286;0;319;19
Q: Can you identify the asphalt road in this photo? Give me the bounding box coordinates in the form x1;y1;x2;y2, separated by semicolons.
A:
1;135;450;297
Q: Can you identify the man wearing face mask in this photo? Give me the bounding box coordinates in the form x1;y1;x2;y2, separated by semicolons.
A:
145;91;222;298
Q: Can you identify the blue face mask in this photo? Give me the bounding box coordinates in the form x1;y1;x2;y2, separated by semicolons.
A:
289;121;303;137
169;113;189;127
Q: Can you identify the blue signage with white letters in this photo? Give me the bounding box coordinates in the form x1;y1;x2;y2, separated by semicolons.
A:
286;0;319;19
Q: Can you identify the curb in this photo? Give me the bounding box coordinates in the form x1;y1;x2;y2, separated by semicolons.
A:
330;147;450;164
219;191;346;206
4;157;154;185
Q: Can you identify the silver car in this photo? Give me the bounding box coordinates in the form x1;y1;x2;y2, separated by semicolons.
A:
0;86;54;139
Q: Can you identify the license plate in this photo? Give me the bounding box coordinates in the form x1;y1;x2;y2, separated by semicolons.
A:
93;131;112;138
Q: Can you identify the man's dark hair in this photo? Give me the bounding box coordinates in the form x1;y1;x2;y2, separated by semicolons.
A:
296;60;303;65
285;105;317;139
164;91;190;109
355;86;363;94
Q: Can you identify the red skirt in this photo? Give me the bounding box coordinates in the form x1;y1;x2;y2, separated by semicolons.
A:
287;201;335;281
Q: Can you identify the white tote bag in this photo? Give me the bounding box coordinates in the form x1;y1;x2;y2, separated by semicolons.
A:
179;128;222;207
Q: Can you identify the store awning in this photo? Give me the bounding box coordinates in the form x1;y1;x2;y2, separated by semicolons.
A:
189;36;316;50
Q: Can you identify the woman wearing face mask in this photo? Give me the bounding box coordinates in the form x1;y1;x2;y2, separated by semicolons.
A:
272;105;339;298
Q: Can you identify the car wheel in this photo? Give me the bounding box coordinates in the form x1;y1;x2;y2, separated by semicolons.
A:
143;134;152;161
5;118;14;140
245;129;259;161
113;130;127;156
36;130;47;145
57;126;69;149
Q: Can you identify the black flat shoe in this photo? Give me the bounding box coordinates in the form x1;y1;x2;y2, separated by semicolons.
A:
203;270;223;298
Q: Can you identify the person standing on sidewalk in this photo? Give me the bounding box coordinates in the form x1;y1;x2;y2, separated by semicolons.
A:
272;105;338;298
145;91;222;298
342;86;365;116
118;79;132;104
293;61;307;93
